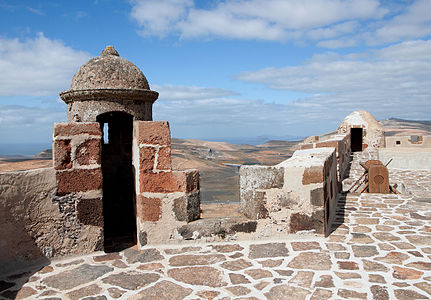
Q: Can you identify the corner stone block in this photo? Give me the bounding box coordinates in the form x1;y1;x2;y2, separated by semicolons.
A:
136;195;162;222
289;209;325;234
240;190;268;220
53;122;102;137
53;139;72;170
76;139;101;166
139;170;199;194
56;168;102;196
302;166;324;185
173;192;201;222
76;198;103;226
134;121;171;146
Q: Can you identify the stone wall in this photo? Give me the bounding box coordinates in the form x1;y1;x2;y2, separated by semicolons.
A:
385;135;431;148
133;121;200;247
52;122;104;252
301;134;351;186
239;147;338;237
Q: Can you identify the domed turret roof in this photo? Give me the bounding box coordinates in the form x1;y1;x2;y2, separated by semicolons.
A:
70;46;150;90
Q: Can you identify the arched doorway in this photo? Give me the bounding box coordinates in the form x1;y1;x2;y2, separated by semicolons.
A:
97;112;136;252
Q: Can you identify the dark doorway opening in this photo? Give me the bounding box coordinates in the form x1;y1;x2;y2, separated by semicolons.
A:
97;112;136;252
350;128;363;152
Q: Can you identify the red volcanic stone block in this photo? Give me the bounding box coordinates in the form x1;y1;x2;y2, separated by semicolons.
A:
137;195;162;222
77;198;103;226
56;168;102;195
54;122;101;137
185;170;199;193
156;146;172;170
140;172;183;193
135;121;171;146
76;139;101;166
140;146;156;172
54;139;72;170
302;166;324;185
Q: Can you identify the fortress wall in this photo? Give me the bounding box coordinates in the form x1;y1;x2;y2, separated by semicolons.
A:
239;147;338;237
385;135;431;148
133;121;200;247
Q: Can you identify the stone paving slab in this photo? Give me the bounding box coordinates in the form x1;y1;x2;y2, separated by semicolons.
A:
1;154;431;300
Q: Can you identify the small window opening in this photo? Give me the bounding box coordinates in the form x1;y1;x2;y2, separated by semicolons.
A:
103;123;109;144
396;140;401;145
411;135;419;143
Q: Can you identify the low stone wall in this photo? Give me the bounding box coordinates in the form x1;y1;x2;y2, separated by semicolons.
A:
385;135;431;148
239;148;338;237
133;121;200;247
301;134;351;185
0;168;101;275
379;148;431;170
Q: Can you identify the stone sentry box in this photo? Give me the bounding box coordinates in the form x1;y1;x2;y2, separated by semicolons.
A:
240;148;338;236
54;46;200;250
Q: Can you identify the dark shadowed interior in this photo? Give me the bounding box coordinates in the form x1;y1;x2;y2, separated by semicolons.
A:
97;112;136;252
350;128;363;152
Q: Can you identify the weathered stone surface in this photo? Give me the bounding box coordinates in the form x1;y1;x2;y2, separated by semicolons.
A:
287;252;331;270
414;282;431;295
392;266;423;280
394;289;428;299
352;245;378;257
42;264;113;290
93;253;121;262
108;287;126;299
337;261;359;270
136;196;162;222
258;259;283;268
244;269;273;279
309;289;332;300
54;122;101;137
137;262;164;271
350;233;375;244
102;272;159;290
225;286;251;296
249;243;289;259
169;254;225;266
229;273;250;284
168;267;227;287
314;275;334;288
369;274;386;283
54;139;72;170
337;289;367;299
291;242;321;251
128;280;192;300
13;287;38;299
67;284;101;299
302;166;323;184
212;244;244;253
135;121;170;145
406;262;431;271
325;243;345;251
156;146;172;170
363;260;388;272
265;285;310;300
124;248;164;264
196;290;220;300
375;251;409;264
310;188;324;206
221;259;252;271
288;271;314;288
77;198;103;226
254;281;270;290
275;269;294;276
289;210;324;234
352;225;372;233
76;139;101;166
406;235;431;246
372;232;400;241
371;285;389;300
56;168;102;195
334;272;361;279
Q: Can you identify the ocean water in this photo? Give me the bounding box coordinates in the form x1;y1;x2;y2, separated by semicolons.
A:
0;143;51;156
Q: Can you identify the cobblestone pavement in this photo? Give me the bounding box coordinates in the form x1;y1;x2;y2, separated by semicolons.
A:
1;154;431;299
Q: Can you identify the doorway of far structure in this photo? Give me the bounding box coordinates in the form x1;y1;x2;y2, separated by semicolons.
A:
351;127;363;152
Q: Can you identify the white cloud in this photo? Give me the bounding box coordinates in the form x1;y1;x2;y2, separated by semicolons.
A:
0;33;89;96
153;84;238;100
130;0;387;42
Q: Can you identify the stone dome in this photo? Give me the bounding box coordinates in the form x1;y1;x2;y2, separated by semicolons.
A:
70;46;150;90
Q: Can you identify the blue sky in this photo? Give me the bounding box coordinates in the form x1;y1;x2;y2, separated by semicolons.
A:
1;0;431;153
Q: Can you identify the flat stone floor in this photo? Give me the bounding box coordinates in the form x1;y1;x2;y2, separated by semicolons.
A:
1;155;431;299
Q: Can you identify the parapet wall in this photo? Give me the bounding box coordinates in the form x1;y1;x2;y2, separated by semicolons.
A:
239;147;338;236
385;135;431;148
